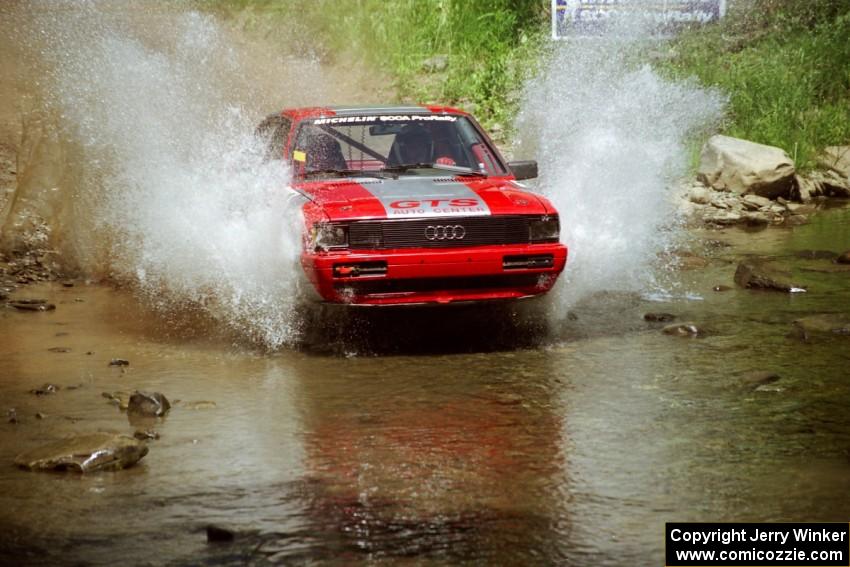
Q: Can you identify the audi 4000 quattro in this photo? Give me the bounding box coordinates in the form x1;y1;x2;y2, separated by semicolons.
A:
256;105;568;306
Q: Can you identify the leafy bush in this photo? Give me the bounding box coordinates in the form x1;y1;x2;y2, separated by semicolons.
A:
658;0;850;170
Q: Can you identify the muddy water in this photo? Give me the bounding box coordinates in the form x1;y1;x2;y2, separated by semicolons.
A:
0;206;848;565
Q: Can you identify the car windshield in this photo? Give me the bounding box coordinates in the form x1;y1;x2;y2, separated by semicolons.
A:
291;114;506;178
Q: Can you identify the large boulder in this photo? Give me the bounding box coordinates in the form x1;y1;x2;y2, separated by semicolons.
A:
14;433;148;472
698;135;795;199
817;146;850;180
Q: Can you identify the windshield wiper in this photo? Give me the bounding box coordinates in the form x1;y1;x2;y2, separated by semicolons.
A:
380;162;487;177
302;168;389;179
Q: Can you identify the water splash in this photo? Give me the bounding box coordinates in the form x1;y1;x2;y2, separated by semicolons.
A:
515;25;726;317
33;4;307;347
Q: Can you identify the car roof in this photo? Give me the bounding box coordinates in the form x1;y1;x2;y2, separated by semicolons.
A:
280;105;469;121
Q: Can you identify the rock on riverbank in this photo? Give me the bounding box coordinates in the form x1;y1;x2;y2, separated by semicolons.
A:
682;138;849;227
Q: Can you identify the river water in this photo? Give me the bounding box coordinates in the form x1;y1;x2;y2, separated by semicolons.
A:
1;206;849;565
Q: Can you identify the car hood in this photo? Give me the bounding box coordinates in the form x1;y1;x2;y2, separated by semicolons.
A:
294;176;553;221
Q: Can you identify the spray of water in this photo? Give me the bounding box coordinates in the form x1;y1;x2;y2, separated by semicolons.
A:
32;3;307;347
515;23;726;316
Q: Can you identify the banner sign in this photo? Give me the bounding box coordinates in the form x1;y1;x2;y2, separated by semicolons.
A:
552;0;727;38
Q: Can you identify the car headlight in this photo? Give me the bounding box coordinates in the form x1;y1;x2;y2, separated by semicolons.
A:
312;222;349;250
529;215;560;243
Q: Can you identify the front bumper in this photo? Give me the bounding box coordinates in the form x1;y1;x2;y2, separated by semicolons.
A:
301;243;568;305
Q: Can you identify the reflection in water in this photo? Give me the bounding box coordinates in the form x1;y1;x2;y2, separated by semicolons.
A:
276;358;568;562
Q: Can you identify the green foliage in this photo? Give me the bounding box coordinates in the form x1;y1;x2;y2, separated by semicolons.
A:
214;0;850;167
658;0;850;170
212;0;548;134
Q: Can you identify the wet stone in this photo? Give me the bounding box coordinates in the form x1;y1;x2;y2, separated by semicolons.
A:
662;323;701;337
9;299;56;312
128;392;171;417
133;429;160;441
206;525;236;543
108;358;129;367
837;251;850;265
35;412;46;420
644;313;676;323
14;433;149;473
30;383;59;396
734;259;805;293
61;281;75;288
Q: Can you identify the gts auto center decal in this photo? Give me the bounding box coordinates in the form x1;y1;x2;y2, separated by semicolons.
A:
312;115;458;125
364;179;490;218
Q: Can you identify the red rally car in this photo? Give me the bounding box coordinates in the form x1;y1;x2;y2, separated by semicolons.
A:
256;105;568;306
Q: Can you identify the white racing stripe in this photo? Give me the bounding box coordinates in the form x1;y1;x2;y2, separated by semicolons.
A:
361;178;491;218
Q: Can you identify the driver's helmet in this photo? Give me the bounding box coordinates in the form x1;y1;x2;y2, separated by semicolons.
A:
306;131;347;171
393;124;434;165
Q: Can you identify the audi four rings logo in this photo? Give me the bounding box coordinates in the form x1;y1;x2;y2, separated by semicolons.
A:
425;225;466;240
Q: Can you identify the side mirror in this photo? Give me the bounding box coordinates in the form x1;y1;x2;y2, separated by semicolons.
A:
508;160;538;180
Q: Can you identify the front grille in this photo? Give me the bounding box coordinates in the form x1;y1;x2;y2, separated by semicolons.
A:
348;215;533;250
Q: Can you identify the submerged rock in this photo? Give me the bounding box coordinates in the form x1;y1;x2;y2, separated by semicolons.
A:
662;323;701;337
128;392;171;417
102;391;132;410
30;383;59;396
733;260;805;292
677;254;710;270
782;214;808;227
133;429;160;441
644;313;676;323
837;251;850;265
794;250;837;261
9;299;56;312
14;433;148;473
739;371;781;390
108;358;129;367
790;314;850;342
713;285;732;292
206;524;236;543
